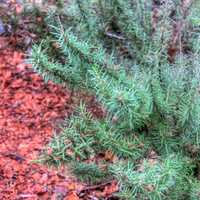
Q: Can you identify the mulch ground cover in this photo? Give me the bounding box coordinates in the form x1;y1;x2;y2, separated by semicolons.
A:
0;44;84;199
0;38;116;200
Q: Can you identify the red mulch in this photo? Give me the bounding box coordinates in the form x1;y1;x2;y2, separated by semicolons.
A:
0;47;83;199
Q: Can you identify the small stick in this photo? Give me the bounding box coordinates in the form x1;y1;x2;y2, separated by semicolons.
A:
79;180;115;193
0;152;26;162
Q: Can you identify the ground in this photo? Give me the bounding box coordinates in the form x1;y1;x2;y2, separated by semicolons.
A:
0;44;85;199
0;1;119;198
0;34;117;200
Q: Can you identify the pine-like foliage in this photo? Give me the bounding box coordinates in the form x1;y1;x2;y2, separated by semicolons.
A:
111;155;192;199
30;0;200;199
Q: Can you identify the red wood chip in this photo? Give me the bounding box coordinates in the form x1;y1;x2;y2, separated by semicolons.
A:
0;47;80;199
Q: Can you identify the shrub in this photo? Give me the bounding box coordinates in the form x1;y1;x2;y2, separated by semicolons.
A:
31;0;200;199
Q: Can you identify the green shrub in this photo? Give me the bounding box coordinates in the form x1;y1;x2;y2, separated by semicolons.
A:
31;0;200;199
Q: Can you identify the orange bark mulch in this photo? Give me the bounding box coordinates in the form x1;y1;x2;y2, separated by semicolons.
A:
0;47;82;199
